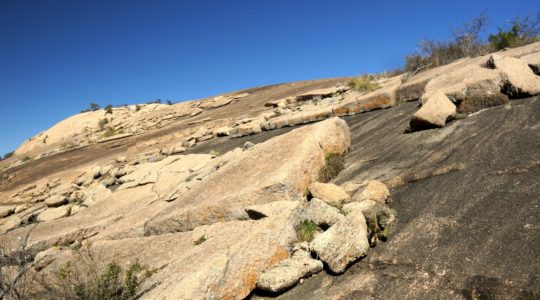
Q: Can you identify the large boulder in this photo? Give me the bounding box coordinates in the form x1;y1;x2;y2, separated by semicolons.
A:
410;91;456;130
308;182;350;207
310;209;370;274
256;249;323;293
144;118;351;235
488;54;540;97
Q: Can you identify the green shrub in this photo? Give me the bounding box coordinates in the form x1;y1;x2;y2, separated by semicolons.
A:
194;235;207;245
39;245;151;300
488;13;540;51
363;203;397;247
21;155;31;162
319;153;345;182
2;151;14;160
297;219;319;242
105;104;113;115
135;105;142;112
102;128;124;138
348;74;379;93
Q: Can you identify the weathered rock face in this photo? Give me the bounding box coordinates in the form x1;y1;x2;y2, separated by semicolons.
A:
1;43;539;300
144;117;351;235
410;91;456;130
310;209;370;274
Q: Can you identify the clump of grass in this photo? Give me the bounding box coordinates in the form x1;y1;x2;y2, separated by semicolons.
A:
21;155;32;163
319;153;345;182
297;219;319;242
348;74;380;93
102;128;124;138
194;235;206;245
209;150;220;157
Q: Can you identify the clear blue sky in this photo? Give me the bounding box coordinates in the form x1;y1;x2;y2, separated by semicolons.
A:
0;0;538;155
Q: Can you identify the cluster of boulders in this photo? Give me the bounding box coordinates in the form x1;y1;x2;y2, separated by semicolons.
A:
254;179;395;293
409;51;540;131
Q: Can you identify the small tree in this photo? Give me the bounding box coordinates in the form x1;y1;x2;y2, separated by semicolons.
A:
105;104;113;115
90;103;100;111
2;151;14;160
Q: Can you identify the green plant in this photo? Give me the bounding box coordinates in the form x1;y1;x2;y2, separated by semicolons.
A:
488;12;539;51
2;151;14;160
363;203;397;247
102;128;124;138
21;155;31;163
98;118;109;131
319;153;345;183
105;104;113;115
297;219;319;242
135;105;142;112
194;235;206;245
38;245;151;300
209;150;220;157
348;74;380;93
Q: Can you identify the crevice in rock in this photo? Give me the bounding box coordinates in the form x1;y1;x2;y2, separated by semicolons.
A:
245;209;267;220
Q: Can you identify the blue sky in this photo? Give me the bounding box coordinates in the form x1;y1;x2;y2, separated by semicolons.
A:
0;0;538;155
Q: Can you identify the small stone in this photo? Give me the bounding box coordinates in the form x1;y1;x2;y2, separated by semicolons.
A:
38;206;71;222
243;141;255;150
0;206;15;218
45;195;68;207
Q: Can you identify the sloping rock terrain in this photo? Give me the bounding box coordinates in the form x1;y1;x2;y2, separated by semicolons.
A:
0;43;539;299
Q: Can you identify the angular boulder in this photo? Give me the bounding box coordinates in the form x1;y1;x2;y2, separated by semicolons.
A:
256;249;323;293
410;91;456;130
308;182;350;207
307;198;344;227
310;209;370;274
356;180;390;203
